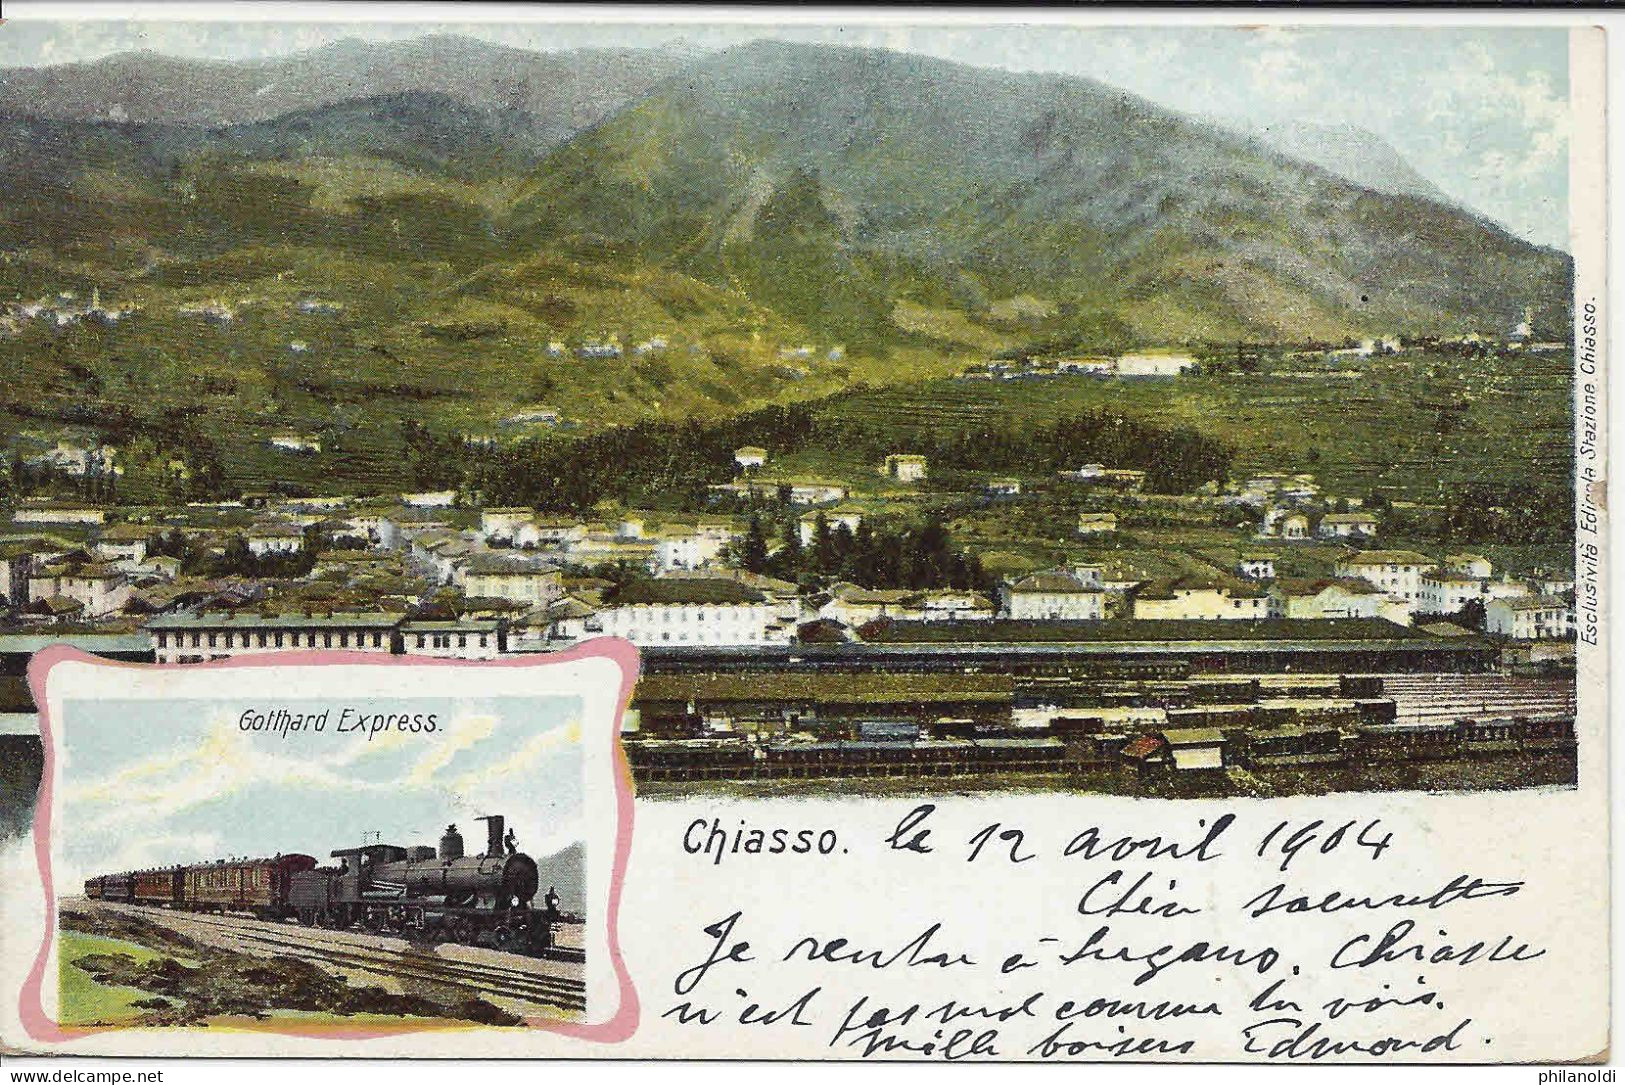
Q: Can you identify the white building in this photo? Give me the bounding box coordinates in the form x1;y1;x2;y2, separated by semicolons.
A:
1334;551;1438;604
799;508;863;547
244;523;306;557
459;555;563;606
1268;578;1387;620
147;610;402;664
882;454;928;483
1445;553;1493;579
1132;579;1271;621
402;490;457;509
597;577;795;646
515;519;589;549
1317;512;1379;539
651;524;735;573
1416;571;1487;617
268;433;322;454
399;619;503;660
1237;554;1276;580
33;440;122;477
734;446;768;470
12;502;107;526
1486;595;1572;640
819;583;924;627
93;524;152;564
480;508;534;542
999;570;1106;621
27;561;130;617
1115;351;1197;377
918;589;995;623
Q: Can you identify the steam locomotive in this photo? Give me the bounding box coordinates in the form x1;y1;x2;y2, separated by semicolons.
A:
84;814;558;956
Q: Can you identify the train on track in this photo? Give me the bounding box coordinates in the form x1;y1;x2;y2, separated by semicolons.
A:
83;814;558;955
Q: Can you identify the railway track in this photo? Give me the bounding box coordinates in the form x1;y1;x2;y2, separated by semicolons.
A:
87;902;586;1015
1374;673;1577;723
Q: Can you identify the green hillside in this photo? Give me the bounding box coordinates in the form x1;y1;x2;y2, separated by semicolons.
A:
508;40;1572;346
0;38;1573;501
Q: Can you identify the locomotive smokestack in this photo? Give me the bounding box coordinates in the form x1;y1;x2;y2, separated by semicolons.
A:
478;815;505;858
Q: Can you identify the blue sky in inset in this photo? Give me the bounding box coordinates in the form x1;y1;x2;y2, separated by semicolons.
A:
57;695;584;894
0;20;1573;248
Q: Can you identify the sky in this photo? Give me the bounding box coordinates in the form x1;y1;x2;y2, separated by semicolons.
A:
57;694;587;908
0;18;1574;249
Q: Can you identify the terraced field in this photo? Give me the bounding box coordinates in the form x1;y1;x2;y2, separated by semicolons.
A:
808;350;1574;503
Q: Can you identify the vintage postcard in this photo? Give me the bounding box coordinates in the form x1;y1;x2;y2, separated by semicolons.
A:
0;7;1609;1066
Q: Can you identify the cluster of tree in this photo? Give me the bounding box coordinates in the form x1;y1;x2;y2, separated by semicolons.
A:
1383;484;1574;547
735;512;989;592
816;405;1231;494
7;451;121;502
145;526;322;579
420;385;1230;514
452;404;819;512
399;419;469;491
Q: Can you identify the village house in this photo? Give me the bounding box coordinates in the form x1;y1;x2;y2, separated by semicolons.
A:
130;554;182;581
0;537;68;607
480;508;535;542
1268;578;1386;620
458;554;563;607
28;560;131;617
508;595;602;652
146;610;402;664
12;501;107;526
410;530;481;584
734;446;768;470
1076;511;1119;536
597;576;795;647
401;490;458;509
92;523;152;564
1333;550;1438;604
918;589;996;623
1059;465;1147;492
1528;569;1575;596
1416;571;1490;617
32;439;122;478
514;518;589;549
1259;504;1312;539
1486;595;1573;640
984;478;1023;498
882;453;928;483
399;618;504;660
1446;553;1493;579
1316;511;1380;539
1237;553;1276;580
268;433;322;454
999;569;1106;621
708;478;849;505
310;550;399;579
820;583;925;627
653;524;736;573
1131;578;1270;621
799;508;863;547
244;522;306;557
1115;351;1197;377
563;533;659;570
